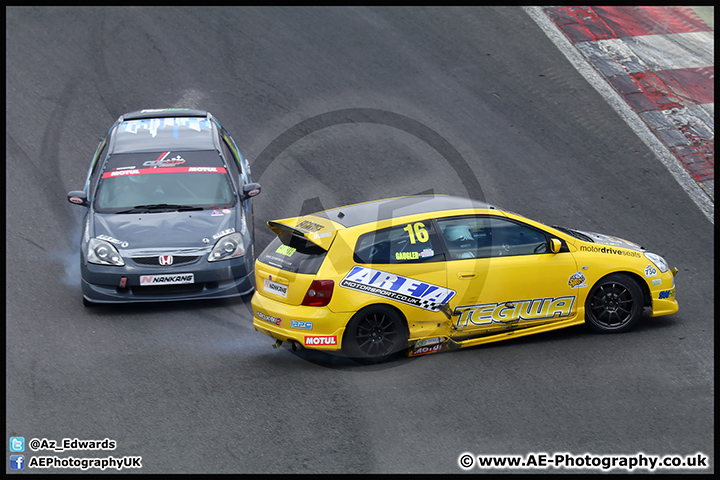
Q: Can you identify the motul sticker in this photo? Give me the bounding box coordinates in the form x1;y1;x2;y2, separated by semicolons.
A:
304;336;337;346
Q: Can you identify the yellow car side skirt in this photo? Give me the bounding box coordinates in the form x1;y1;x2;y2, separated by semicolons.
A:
409;316;587;356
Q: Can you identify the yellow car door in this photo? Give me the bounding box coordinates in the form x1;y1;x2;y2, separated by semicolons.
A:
438;215;580;338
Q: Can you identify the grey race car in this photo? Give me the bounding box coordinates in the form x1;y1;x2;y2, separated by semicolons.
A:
67;108;261;305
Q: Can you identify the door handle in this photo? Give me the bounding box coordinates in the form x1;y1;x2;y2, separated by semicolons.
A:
457;272;477;279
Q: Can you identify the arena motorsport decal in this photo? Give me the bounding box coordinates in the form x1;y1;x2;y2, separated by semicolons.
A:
340;266;456;312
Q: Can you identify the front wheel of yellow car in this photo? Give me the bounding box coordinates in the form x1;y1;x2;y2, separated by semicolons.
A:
585;273;643;333
344;305;407;363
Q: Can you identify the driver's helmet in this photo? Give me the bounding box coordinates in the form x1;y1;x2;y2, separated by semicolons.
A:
444;225;473;244
128;173;150;184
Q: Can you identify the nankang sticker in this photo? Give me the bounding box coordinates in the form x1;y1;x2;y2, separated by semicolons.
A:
455;296;576;328
140;274;194;285
567;271;587;289
339;266;456;312
263;278;288;298
644;264;658;277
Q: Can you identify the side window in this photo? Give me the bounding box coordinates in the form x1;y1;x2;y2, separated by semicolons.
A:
87;138;109;198
221;137;242;179
354;221;444;264
88;139;108;182
438;216;549;259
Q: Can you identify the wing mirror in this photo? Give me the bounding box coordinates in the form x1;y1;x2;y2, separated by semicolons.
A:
242;183;261;200
550;238;562;254
67;191;88;207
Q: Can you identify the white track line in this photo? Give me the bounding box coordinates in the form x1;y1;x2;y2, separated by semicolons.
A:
524;6;713;224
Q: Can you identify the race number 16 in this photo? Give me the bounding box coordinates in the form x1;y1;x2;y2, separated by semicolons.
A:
403;222;429;244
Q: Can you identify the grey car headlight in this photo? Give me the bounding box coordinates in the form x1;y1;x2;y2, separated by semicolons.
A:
208;232;245;262
644;252;669;273
87;238;125;266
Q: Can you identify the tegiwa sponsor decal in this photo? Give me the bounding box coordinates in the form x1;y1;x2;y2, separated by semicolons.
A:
455;296;576;327
340;265;455;312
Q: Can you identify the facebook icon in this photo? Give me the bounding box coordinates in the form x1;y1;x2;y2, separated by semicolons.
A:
10;455;25;470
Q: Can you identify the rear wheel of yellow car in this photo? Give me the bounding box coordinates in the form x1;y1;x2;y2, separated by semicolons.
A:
585;273;643;333
344;305;407;363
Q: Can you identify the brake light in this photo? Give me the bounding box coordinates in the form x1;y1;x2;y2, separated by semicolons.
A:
301;280;334;306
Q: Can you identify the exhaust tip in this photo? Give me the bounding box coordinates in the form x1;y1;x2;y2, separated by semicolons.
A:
291;341;303;352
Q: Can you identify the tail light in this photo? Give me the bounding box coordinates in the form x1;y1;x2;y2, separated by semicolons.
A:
301;280;334;306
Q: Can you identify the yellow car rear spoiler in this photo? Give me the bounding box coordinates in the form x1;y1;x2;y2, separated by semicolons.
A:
268;215;343;250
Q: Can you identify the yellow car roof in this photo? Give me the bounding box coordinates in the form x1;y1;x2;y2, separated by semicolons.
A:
314;195;496;228
268;195;497;250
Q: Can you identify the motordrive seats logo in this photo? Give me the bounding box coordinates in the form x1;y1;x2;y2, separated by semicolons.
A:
579;245;641;258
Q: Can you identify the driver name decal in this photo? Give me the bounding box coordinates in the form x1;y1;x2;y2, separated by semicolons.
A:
340;266;456;311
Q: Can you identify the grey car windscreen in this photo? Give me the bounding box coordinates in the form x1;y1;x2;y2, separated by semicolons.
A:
94;151;235;212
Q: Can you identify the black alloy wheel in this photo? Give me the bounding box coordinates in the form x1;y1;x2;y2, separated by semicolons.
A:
344;305;407;363
585;273;643;333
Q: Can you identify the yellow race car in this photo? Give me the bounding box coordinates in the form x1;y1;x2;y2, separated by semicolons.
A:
251;195;678;362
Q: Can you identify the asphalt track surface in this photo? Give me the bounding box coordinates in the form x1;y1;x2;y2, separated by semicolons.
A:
5;7;714;474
